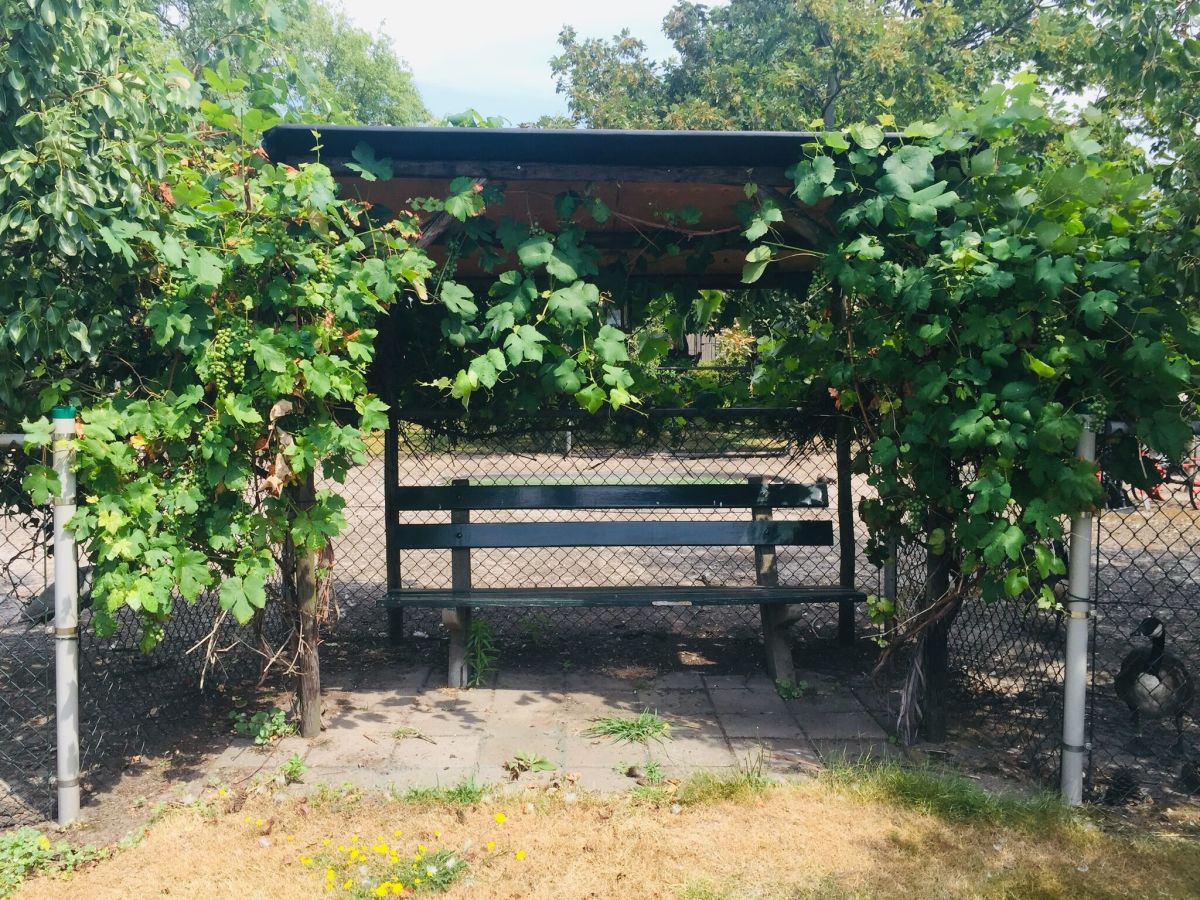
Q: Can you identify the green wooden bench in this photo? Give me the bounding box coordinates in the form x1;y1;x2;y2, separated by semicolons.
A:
382;477;865;686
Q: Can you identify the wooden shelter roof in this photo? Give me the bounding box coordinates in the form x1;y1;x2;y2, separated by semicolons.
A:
263;125;835;285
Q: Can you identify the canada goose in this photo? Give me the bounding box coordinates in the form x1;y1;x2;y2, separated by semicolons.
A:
1115;616;1194;749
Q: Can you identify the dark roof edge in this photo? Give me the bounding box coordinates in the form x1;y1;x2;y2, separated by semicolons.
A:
262;124;863;170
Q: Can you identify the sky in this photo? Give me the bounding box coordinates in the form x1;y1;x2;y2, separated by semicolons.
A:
338;0;704;125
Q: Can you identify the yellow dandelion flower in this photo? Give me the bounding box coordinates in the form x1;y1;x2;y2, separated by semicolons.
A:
338;845;346;853
515;850;526;861
287;835;295;842
418;844;427;853
392;830;402;838
217;789;227;797
350;834;359;843
342;879;353;890
494;812;507;824
323;838;332;846
389;852;398;864
255;818;264;827
325;868;335;882
391;885;404;896
374;885;388;897
434;831;441;838
485;841;495;851
37;836;50;851
414;878;422;885
300;857;314;866
243;816;252;823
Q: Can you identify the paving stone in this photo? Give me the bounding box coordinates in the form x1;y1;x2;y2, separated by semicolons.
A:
729;738;821;775
210;740;274;770
798;710;887;741
305;732;391;769
743;676;778;693
306;767;401;792
563;671;639;695
561;735;649;772
386;766;480;792
709;687;790;716
651;671;705;690
789;688;865;714
656;734;736;769
494;671;565;694
356;665;432;695
568;766;639;793
391;734;481;769
702;674;750;690
718;712;807;740
477;733;563;776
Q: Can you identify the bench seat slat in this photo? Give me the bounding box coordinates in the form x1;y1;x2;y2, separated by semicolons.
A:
393;482;827;512
383;586;867;608
394;520;832;549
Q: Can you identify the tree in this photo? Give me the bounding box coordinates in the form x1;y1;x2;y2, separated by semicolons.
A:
552;0;1091;129
2;0;433;735
158;0;429;125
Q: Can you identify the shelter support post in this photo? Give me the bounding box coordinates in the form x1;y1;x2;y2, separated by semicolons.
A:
1061;417;1096;806
443;479;472;688
751;477;794;683
835;417;856;644
384;417;403;644
293;471;322;738
52;406;80;825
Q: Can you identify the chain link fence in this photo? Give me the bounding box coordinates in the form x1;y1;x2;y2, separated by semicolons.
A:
1090;436;1200;803
323;410;882;678
1;444;290;826
8;411;1200;824
1;446;55;827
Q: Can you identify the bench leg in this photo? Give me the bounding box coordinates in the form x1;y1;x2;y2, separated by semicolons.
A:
760;604;795;684
443;606;472;688
837;599;855;645
387;608;404;646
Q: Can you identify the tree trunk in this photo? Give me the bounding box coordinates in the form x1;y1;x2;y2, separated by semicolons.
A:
920;534;956;742
291;471;322;738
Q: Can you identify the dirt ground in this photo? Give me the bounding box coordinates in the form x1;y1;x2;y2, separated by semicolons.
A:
16;775;1200;900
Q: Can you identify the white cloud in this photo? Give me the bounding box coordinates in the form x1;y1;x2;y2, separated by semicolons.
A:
337;0;713;123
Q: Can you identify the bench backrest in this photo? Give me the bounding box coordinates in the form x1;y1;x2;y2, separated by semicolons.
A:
392;481;832;549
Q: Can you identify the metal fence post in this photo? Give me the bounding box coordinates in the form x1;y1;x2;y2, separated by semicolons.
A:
1060;415;1095;806
52;406;81;824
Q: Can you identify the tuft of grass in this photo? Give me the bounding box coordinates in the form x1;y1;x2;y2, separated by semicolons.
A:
586;710;671;744
820;759;1073;834
399;776;486;807
678;767;772;805
391;726;434;743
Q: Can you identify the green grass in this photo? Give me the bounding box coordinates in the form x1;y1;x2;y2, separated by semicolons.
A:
398;776;487;807
585;710;671;744
820;759;1073;834
677;767;772;805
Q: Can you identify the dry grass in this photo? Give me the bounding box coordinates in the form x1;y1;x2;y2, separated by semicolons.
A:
16;772;1200;900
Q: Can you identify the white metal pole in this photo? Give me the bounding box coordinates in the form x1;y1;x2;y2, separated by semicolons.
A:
1060;416;1096;806
52;406;81;825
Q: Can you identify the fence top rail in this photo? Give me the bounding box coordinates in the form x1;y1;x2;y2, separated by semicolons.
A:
392;481;829;512
393;519;834;549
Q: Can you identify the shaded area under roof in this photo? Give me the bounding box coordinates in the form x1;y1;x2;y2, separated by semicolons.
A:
262;125;838;284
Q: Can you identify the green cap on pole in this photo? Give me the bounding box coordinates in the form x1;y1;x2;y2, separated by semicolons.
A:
51;405;76;420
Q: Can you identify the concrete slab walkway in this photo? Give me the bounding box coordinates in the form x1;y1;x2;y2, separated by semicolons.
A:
206;665;896;795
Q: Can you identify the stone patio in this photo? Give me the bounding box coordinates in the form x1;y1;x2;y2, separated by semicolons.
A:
204;664;895;795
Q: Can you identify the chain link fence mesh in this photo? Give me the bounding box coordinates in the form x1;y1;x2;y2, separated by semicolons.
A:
323;411;881;678
1091;438;1200;803
9;411;1199;824
1;447;55;827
